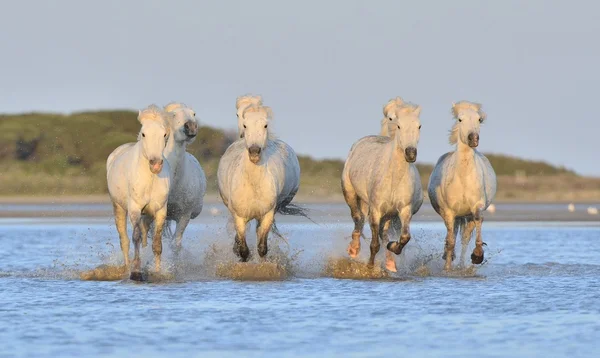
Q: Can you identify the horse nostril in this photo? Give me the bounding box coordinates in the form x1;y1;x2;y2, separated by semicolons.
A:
405;147;417;161
248;145;261;156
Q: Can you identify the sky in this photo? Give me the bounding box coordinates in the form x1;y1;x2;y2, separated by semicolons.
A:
1;0;598;175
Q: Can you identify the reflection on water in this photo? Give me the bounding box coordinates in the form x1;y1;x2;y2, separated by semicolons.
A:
1;214;600;357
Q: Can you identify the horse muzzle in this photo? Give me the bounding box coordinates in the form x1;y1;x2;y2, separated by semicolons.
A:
149;159;163;174
248;145;262;164
404;147;417;163
468;133;479;148
183;120;198;139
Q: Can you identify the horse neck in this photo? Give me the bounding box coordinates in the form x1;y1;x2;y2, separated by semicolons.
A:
384;137;410;172
164;137;186;181
132;142;153;178
240;143;270;179
454;140;477;173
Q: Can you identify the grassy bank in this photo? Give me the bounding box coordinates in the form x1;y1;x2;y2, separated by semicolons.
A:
1;110;598;202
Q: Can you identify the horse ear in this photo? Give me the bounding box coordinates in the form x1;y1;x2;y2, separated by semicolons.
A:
138;110;143;123
265;106;273;120
413;105;421;116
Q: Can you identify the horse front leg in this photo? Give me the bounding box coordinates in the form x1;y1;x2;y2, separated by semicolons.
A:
172;214;191;259
128;206;143;280
140;215;152;248
381;218;397;272
387;206;412;255
368;209;382;268
471;207;485;265
152;207;167;272
112;203;130;268
232;214;250;262
441;211;457;271
256;209;275;259
460;219;476;267
343;185;365;259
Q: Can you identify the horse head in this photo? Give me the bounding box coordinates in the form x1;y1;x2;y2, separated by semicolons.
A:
240;104;272;164
236;95;263;138
392;103;422;163
138;105;170;174
450;101;486;148
165;102;200;144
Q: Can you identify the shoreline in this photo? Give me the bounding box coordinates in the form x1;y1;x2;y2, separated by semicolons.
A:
1;196;598;222
1;194;600;205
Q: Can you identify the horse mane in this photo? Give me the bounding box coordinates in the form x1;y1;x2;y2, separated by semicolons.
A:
241;104;276;140
137;104;171;140
396;102;420;115
449;101;486;144
383;97;404;117
236;94;263;110
164;102;188;112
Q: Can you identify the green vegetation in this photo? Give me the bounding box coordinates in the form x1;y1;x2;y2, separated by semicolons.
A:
0;110;595;201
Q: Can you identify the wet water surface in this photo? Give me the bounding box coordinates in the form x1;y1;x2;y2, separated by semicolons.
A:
1;211;599;357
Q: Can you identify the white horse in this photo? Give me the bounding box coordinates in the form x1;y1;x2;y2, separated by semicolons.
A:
217;103;302;261
106;105;171;280
427;101;497;271
379;97;404;137
342;102;424;272
235;94;263;138
160;102;207;255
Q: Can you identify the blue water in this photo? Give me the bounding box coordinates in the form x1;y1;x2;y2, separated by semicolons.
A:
1;212;600;357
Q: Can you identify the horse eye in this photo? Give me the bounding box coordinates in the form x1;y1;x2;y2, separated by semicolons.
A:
397;125;400;129
418;125;422;130
479;118;483;123
389;118;393;121
142;133;145;137
458;119;462;123
264;124;268;129
164;133;167;138
243;124;246;129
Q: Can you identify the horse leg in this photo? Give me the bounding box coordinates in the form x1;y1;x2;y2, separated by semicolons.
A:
381;218;397;272
140;215;152;248
460;219;476;267
343;184;364;258
387;206;412;256
441;211;456;271
172;214;191;259
368;209;382;268
256;209;275;259
113;203;130;268
128;206;143;280
232;214;250;262
152;208;167;272
471;208;485;265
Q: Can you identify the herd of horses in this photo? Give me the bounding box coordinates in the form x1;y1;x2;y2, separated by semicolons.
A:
105;95;496;281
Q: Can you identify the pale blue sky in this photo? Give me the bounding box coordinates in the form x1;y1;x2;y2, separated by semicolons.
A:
1;0;598;175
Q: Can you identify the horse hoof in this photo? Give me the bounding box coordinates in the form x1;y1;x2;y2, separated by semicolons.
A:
130;271;145;282
347;244;360;258
386;241;404;255
385;261;397;273
471;252;484;265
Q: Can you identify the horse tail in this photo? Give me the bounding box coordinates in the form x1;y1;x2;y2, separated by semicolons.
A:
454;217;467;239
148;219;176;241
276;203;316;224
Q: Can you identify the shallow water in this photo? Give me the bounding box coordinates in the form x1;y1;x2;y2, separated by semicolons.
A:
1;213;600;357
